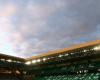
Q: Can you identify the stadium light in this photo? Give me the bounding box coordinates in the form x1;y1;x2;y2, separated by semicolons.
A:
93;45;100;50
16;70;20;74
58;55;63;57
83;50;87;52
0;59;5;61
25;61;31;65
32;60;37;64
70;53;74;55
65;53;69;56
7;59;12;62
37;59;41;62
43;58;47;61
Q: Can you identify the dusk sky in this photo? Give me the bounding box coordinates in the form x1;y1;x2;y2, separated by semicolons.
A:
0;0;100;58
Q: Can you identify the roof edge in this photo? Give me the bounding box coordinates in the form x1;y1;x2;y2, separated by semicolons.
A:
27;40;100;60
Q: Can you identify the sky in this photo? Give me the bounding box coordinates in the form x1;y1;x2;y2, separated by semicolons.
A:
0;0;100;58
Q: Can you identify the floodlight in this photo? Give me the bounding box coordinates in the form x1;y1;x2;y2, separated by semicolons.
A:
43;58;47;61
37;59;41;62
93;45;100;50
7;59;12;62
25;61;31;65
32;60;37;63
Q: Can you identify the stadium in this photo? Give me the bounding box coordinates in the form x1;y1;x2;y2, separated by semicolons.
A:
1;0;100;80
0;40;100;80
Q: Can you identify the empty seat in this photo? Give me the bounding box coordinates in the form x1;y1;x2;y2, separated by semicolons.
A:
35;73;100;80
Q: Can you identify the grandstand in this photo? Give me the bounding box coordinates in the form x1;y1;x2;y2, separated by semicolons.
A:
0;53;26;80
0;40;100;80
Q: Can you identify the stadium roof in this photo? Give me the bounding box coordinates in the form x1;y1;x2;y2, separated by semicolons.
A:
0;53;25;62
0;40;100;61
28;40;100;60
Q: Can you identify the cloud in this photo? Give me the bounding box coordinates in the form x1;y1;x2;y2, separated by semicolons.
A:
10;0;100;57
0;3;16;17
7;0;67;57
0;0;100;58
0;2;17;56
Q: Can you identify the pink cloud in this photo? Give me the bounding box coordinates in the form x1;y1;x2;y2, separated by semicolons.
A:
0;3;16;17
